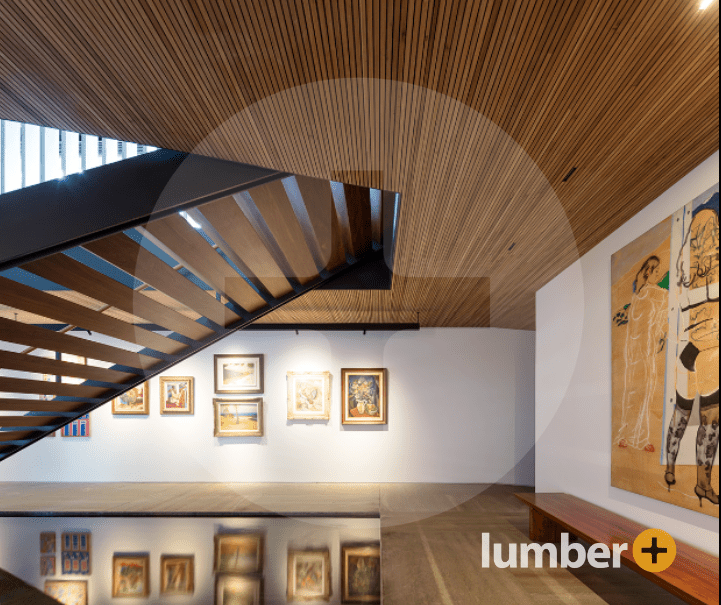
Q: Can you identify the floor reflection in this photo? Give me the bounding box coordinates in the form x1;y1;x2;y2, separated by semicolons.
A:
0;516;381;604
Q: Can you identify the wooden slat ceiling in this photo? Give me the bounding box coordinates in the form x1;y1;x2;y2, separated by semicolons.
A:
0;0;718;329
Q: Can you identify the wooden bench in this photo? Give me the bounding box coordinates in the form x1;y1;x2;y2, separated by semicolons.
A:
515;493;719;605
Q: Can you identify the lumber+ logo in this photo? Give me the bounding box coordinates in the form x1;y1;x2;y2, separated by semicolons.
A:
480;529;677;572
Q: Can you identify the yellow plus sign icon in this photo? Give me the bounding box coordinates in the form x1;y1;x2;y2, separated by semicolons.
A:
633;529;677;573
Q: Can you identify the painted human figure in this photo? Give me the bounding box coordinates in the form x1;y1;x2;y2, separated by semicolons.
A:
616;256;668;451
665;204;719;507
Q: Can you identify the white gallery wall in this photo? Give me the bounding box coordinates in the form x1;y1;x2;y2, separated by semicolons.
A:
535;151;720;555
0;328;535;485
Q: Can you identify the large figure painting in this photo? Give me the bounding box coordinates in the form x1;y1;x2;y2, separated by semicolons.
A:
612;184;719;516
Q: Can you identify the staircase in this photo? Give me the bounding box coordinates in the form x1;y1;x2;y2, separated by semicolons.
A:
0;148;399;460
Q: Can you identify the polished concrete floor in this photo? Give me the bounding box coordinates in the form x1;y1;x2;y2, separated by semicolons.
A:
0;482;687;604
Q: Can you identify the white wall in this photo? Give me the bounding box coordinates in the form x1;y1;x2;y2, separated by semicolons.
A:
535;152;720;554
0;516;380;605
0;328;535;485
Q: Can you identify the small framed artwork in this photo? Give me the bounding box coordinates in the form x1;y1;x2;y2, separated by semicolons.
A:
44;580;88;605
287;371;331;421
341;369;388;425
41;532;56;554
214;354;264;394
112;554;150;598
61;414;90;437
214;533;264;573
112;383;149;415
41;555;56;576
61;532;91;576
288;549;331;602
159;376;194;414
214;398;263;437
160;555;194;596
215;574;262;605
341;544;381;604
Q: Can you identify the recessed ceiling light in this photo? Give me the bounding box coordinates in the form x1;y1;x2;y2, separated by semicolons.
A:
700;0;715;9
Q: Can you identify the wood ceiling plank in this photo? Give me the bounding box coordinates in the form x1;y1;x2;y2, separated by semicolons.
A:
22;255;214;342
194;196;293;299
0;317;159;371
140;214;267;313
0;350;133;385
245;179;321;283
0;277;185;356
0;416;65;428
0;399;90;413
0;0;716;329
83;233;241;328
0;377;113;399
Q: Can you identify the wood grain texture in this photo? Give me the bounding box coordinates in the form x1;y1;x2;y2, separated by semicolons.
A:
0;417;64;428
83;233;241;327
0;377;111;399
0;277;185;355
140;214;267;312
0;399;89;413
516;493;719;605
0;0;717;329
192;196;294;299
0;431;39;442
0;350;134;384
0;317;160;371
22;255;214;341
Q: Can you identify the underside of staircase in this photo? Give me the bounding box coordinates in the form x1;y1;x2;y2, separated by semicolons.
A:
0;149;400;460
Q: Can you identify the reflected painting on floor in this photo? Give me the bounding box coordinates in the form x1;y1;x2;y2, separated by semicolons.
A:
341;544;381;604
612;184;719;516
44;580;87;605
287;549;331;601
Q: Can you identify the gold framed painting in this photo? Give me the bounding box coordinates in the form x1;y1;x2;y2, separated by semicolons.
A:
288;549;331;602
41;555;56;576
112;383;149;415
214;398;264;437
159;376;194;414
160;555;194;596
287;371;331;421
214;354;264;394
215;574;262;605
341;544;381;604
112;554;150;598
341;369;387;425
44;580;88;605
214;533;264;573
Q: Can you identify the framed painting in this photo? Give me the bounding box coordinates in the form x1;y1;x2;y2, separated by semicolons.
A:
159;376;194;414
214;354;264;394
287;549;331;602
214;533;264;573
61;532;91;575
41;532;56;554
160;555;194;595
41;555;56;576
61;415;90;437
287;371;331;421
215;574;262;605
214;398;264;437
611;184;719;517
341;544;381;604
341;369;387;425
112;554;150;597
112;383;149;415
44;580;88;605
